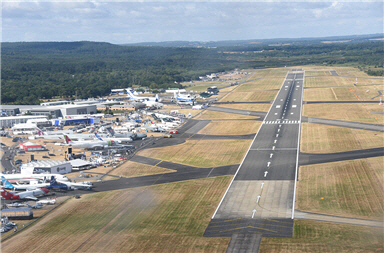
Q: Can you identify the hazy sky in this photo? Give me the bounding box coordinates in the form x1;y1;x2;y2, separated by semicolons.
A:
2;0;383;44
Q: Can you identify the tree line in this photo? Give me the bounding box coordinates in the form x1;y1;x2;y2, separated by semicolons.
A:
1;41;382;105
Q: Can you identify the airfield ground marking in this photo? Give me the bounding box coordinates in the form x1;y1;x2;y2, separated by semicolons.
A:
211;71;291;219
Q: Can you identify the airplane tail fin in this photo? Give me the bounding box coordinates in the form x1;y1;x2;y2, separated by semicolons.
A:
37;128;45;136
63;135;72;144
50;176;57;186
0;189;17;200
1;176;15;190
94;133;103;141
106;127;115;137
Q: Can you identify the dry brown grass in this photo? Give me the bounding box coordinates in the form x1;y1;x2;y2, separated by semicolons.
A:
247;67;292;79
218;90;277;102
237;77;285;91
297;157;384;220
300;123;384;153
218;103;271;112
305;71;331;76
305;76;383;88
303;103;384;124
137;139;252;168
1;176;232;253
260;219;383;253
198;120;261;135
109;161;175;178
196;110;258;120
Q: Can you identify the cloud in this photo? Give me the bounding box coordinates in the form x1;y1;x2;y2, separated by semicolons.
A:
2;1;383;43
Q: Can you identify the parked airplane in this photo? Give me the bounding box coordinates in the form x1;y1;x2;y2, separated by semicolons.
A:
26;203;44;209
95;132;133;143
144;124;166;132
47;176;69;190
63;135;118;149
34;129;110;141
106;127;147;140
1;176;50;191
173;92;195;105
6;202;28;208
127;90;161;103
38;199;56;205
0;188;49;201
52;176;93;190
2;173;69;183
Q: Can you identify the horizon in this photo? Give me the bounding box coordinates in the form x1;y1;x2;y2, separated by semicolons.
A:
3;32;383;45
2;1;383;44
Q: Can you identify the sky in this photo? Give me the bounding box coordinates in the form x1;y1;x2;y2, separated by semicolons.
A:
2;0;383;44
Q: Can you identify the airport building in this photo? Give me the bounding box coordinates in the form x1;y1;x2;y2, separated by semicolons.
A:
0;116;48;129
21;160;72;175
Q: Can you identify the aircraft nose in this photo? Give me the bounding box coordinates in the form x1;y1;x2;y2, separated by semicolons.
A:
41;188;50;193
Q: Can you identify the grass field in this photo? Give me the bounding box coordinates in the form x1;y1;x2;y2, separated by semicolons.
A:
196;110;258;120
300;123;384;153
237;77;285;91
246;67;292;79
218;90;277;102
137;140;252;168
303;103;384;124
305;76;383;88
1;176;232;253
198;120;261;135
297;157;384;220
260;219;383;253
305;71;331;76
109;161;175;178
218;103;271;112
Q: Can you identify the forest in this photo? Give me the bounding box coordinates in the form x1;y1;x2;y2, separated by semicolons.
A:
1;40;383;105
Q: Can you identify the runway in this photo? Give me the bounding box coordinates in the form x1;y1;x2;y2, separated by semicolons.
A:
205;70;305;241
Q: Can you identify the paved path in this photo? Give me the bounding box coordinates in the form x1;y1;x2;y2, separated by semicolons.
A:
295;210;383;228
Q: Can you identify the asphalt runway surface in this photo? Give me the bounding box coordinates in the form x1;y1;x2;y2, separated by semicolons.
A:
206;70;305;244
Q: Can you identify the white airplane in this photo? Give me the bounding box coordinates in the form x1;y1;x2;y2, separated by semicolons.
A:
38;199;56;205
1;188;49;201
94;132;132;143
6;202;28;208
1;176;50;191
173;91;195;105
127;90;161;103
62;135;119;149
34;129;110;141
2;173;70;183
50;176;92;190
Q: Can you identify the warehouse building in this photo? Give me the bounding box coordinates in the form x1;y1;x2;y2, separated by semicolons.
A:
21;160;72;175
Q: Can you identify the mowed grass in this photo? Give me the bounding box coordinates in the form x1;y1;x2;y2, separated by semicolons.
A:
198;120;261;135
219;90;277;102
246;67;292;79
303;103;384;124
218;103;271;112
260;220;383;253
305;71;331;76
332;66;375;77
300;123;384;153
305;76;383;88
1;176;233;253
304;85;384;101
109;161;175;178
137;140;252;168
297;157;384;220
236;77;285;91
196;110;258;120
